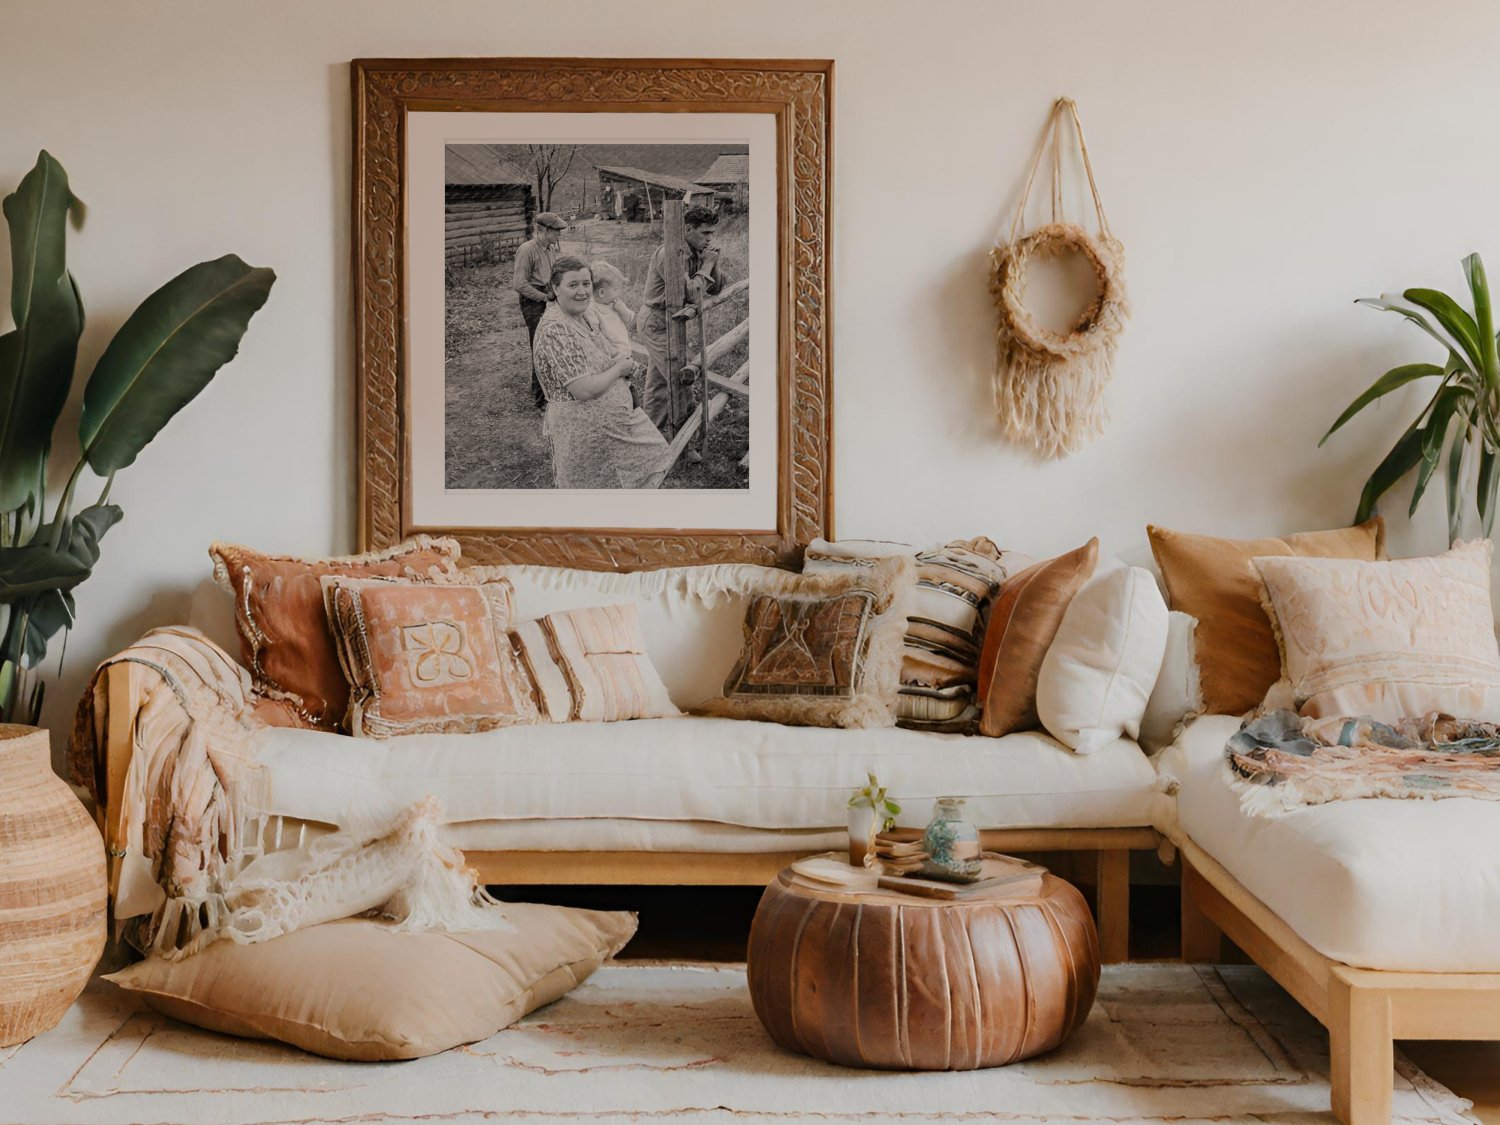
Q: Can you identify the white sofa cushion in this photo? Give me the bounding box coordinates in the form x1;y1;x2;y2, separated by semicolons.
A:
1158;714;1500;972
1035;564;1168;754
248;717;1158;834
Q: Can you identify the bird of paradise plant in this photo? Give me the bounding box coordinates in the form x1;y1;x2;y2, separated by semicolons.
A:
0;151;274;724
1322;253;1500;545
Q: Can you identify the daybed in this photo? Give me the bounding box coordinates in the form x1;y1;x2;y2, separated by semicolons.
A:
88;559;1163;964
1161;715;1500;1125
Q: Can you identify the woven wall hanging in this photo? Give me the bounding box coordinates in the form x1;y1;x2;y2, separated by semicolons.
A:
991;97;1129;460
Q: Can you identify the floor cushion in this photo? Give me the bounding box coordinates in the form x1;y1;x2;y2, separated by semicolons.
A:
104;902;636;1060
1158;714;1500;972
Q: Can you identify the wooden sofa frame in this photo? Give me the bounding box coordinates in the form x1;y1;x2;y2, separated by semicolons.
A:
99;661;1156;963
1178;835;1500;1125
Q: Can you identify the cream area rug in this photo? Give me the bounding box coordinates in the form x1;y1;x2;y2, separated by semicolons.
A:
0;963;1475;1124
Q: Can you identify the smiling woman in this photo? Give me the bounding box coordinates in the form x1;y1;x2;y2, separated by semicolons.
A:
532;257;674;489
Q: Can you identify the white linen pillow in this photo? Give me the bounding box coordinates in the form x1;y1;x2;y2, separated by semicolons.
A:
1036;564;1169;754
1253;540;1500;722
1138;611;1202;751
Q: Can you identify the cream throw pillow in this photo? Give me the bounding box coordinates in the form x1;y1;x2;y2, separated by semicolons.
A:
105;904;637;1061
510;603;679;723
1036;564;1169;754
1254;540;1500;722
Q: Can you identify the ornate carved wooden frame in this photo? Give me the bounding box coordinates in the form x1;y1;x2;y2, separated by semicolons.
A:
352;58;833;569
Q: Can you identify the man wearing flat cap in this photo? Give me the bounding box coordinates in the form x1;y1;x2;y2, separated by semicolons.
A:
513;212;567;408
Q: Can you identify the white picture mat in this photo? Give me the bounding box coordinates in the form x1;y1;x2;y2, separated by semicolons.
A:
406;111;780;531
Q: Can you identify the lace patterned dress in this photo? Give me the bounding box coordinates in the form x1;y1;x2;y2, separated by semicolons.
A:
531;302;672;489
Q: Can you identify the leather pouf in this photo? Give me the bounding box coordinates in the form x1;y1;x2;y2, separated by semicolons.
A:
0;724;106;1046
748;869;1099;1070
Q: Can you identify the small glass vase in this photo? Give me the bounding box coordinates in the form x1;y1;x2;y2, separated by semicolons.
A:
921;797;983;882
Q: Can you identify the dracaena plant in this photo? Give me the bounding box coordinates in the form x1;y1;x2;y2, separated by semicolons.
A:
0;151;274;725
1322;253;1500;544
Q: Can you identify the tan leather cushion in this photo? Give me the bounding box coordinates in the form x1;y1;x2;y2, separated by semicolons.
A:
322;575;540;738
1147;518;1385;716
210;538;461;730
105;904;637;1061
977;539;1099;737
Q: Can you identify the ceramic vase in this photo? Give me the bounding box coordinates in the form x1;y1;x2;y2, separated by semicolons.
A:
921;796;983;882
0;725;107;1046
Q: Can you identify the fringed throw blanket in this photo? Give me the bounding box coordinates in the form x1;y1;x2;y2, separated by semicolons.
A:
69;627;510;960
1226;708;1500;816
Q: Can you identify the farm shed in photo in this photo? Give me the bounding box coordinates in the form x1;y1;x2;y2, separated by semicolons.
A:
445;146;535;265
697;153;749;211
597;166;715;220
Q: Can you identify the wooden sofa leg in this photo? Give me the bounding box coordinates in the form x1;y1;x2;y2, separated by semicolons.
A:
1179;858;1224;963
1328;968;1393;1125
1094;849;1129;964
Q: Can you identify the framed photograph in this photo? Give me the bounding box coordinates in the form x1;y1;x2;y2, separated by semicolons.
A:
352;58;833;569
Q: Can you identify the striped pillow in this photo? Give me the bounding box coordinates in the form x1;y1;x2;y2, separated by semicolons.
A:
510;603;679;723
803;538;1025;731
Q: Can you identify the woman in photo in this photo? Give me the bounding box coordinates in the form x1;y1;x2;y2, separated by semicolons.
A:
531;257;673;489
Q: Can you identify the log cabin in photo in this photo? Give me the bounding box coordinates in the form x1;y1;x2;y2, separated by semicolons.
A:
445;146;535;266
698;152;748;212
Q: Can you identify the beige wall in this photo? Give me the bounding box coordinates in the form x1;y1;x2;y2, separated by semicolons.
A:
2;0;1497;742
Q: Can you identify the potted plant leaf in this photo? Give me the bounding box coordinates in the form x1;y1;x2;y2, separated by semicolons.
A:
1323;253;1500;544
0;150;275;724
846;772;901;865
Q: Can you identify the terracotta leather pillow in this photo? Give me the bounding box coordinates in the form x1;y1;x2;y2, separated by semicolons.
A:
104;904;637;1061
323;575;540;738
210;537;461;730
976;539;1099;738
1147;518;1385;716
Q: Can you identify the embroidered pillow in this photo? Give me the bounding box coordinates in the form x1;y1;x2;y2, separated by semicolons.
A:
1147;519;1385;716
1254;540;1500;723
510;603;679;723
210;537;461;730
699;555;915;729
322;575;539;738
804;538;1026;731
977;539;1099;738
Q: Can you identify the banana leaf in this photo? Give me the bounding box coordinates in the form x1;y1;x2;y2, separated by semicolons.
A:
1357;296;1473;370
0;152;84;513
79;255;274;474
1481;447;1500;536
1320;362;1443;445
1355;420;1426;524
1404;288;1484;374
1462;253;1499;391
0;542;90;598
1410;387;1470;517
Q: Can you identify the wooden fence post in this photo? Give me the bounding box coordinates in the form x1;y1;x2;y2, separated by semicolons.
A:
662;201;693;435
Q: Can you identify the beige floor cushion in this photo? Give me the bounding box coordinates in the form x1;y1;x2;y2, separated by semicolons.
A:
105;902;636;1060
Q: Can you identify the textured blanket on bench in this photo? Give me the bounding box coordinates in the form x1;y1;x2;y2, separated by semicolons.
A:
1226;708;1500;816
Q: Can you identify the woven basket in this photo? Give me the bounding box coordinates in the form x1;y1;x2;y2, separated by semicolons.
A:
0;724;106;1046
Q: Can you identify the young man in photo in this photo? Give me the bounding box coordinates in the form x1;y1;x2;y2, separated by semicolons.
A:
634;205;724;442
513;211;567;408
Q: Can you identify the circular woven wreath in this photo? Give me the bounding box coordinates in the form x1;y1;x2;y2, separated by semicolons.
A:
990;221;1127;359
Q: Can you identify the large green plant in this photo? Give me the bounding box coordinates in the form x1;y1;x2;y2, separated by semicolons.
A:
0;151;274;724
1323;253;1500;544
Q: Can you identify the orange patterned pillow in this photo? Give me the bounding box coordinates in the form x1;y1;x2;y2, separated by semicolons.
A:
211;537;461;730
510;604;679;723
322;575;539;738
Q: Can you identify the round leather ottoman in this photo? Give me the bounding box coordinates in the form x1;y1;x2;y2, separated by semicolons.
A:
747;865;1100;1070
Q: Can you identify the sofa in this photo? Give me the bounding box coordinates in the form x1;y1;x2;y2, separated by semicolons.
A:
90;557;1167;965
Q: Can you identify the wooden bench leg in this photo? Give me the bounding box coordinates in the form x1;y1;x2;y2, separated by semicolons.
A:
1179;858;1224;963
1095;848;1129;964
1329;968;1393;1125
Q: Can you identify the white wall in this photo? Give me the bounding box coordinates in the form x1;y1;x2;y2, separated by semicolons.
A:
2;0;1497;746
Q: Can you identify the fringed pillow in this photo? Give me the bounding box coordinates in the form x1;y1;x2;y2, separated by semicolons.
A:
804;537;1024;731
322;574;540;738
210;537;461;730
698;555;916;729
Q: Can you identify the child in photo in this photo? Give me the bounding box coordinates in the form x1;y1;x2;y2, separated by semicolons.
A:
590;260;636;362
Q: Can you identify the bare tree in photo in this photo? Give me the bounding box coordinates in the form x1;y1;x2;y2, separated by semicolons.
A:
527;144;579;212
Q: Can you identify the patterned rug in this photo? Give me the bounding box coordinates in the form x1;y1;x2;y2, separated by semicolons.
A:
0;962;1475;1124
